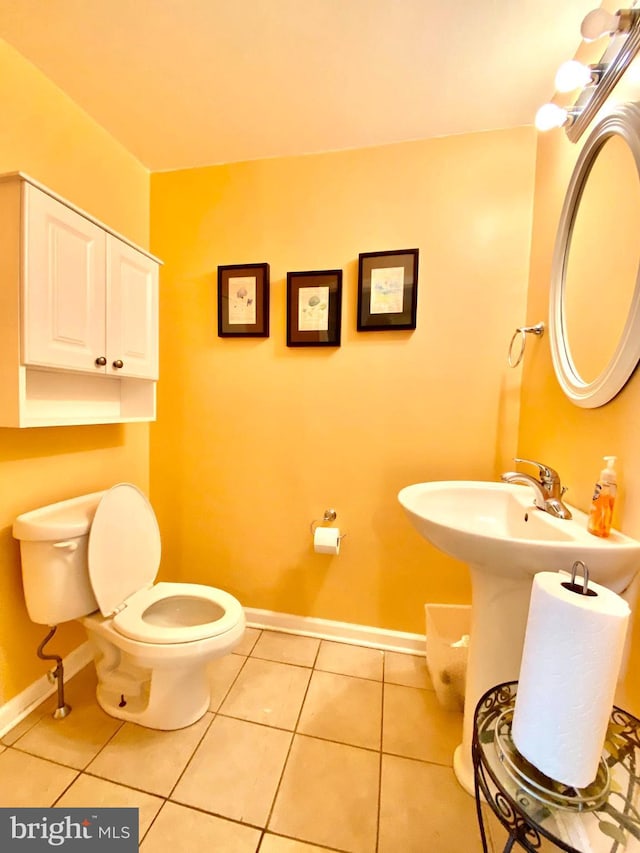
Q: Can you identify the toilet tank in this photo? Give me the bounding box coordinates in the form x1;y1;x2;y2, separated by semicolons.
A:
13;491;105;625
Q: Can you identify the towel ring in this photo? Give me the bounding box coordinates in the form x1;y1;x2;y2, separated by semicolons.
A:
508;322;545;368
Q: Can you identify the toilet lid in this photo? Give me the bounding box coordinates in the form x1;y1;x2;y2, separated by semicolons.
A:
88;483;161;617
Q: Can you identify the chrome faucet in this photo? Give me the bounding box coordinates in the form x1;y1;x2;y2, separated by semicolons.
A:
501;458;572;519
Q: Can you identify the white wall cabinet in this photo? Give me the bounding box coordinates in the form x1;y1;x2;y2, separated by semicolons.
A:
106;236;158;381
0;173;161;427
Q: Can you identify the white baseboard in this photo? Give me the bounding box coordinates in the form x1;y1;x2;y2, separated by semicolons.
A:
0;641;93;739
245;608;426;655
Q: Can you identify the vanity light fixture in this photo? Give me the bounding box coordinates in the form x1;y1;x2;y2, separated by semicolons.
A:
536;4;640;142
534;103;580;132
554;60;605;93
581;7;639;40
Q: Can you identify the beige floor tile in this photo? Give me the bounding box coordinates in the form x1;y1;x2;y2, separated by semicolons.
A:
2;664;102;749
141;801;260;852
55;773;163;837
220;658;311;729
269;734;379;852
85;713;212;797
315;641;383;681
383;683;461;764
0;629;502;851
378;754;483;853
172;715;291;826
1;696;57;746
297;670;382;749
0;748;78;807
208;653;246;711
384;651;432;689
235;627;262;656
484;807;557;853
12;699;122;770
251;631;319;667
260;835;340;852
482;804;507;853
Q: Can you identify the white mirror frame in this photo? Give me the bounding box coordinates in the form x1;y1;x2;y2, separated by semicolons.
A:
550;103;640;408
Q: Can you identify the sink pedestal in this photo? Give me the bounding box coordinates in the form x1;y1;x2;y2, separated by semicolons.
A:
453;565;533;794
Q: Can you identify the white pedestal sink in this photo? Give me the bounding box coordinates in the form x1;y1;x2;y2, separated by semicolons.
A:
398;480;640;795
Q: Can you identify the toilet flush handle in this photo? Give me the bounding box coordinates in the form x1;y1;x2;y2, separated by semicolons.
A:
53;541;78;552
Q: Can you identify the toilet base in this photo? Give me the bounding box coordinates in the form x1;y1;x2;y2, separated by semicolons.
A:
82;603;246;730
85;628;222;730
95;662;212;730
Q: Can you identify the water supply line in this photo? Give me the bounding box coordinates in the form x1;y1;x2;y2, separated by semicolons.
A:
37;626;71;719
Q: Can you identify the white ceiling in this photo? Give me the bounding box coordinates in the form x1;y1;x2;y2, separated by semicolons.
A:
0;0;597;172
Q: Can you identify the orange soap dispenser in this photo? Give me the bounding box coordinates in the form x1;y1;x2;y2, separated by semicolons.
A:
587;456;618;538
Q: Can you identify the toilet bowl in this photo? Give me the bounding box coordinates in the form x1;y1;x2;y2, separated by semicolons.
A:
13;484;246;730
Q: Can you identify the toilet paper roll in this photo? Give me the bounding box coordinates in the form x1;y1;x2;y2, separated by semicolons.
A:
314;527;341;555
512;570;630;788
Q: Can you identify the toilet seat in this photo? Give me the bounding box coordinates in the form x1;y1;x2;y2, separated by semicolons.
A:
88;484;242;646
112;582;243;644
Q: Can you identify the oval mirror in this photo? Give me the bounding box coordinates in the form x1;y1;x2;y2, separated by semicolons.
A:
549;103;640;407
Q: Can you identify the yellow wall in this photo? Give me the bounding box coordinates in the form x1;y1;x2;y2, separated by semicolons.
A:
0;40;151;704
6;9;637;719
519;9;640;712
5;8;636;720
150;128;537;634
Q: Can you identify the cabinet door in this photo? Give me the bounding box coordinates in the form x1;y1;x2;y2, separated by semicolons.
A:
106;237;159;380
23;184;107;372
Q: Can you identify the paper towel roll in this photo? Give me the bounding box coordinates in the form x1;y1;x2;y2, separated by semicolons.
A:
314;527;341;555
512;570;630;788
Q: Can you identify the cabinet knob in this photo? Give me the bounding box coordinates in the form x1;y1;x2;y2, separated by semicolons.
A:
112;359;124;369
95;356;107;366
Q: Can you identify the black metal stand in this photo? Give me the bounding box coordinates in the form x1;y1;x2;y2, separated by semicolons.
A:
472;681;640;853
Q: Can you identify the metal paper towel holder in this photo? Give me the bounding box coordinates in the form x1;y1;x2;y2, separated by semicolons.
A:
561;560;597;597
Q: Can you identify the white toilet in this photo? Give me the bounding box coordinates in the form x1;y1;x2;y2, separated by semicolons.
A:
13;483;246;730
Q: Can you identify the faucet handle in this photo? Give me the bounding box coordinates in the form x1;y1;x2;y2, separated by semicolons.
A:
514;458;560;485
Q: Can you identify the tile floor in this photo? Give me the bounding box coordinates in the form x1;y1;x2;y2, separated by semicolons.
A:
0;628;507;852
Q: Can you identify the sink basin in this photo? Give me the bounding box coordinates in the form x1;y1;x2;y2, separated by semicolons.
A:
398;480;640;795
398;480;640;592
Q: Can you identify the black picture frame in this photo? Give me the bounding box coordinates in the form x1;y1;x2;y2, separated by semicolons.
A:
287;269;342;347
218;263;270;337
357;248;419;331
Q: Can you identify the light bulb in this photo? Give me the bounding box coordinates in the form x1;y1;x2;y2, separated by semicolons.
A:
581;8;620;41
535;103;570;132
555;60;594;93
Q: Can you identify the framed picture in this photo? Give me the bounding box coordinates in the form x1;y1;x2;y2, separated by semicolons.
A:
287;269;343;347
218;263;270;337
357;248;419;331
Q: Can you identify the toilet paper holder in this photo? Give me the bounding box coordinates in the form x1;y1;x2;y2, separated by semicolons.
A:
310;508;347;540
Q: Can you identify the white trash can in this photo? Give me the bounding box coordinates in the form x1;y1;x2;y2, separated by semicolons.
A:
425;603;471;712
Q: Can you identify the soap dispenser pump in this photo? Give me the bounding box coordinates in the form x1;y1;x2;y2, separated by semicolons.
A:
587;456;617;538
